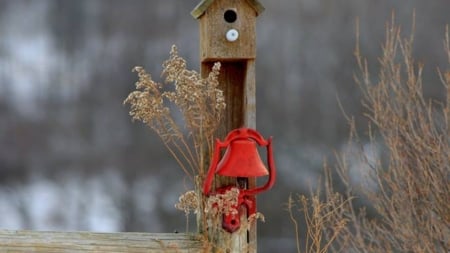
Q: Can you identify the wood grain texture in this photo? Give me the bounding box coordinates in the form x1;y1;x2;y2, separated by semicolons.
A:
200;60;257;253
243;59;257;251
196;1;261;252
203;61;246;137
243;60;256;129
0;230;205;253
191;0;214;18
191;0;264;19
199;0;257;60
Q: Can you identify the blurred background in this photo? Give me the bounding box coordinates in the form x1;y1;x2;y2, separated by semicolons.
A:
0;0;449;252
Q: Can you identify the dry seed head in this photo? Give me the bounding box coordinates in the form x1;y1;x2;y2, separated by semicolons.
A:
205;187;240;216
175;190;199;215
124;45;225;167
246;212;265;231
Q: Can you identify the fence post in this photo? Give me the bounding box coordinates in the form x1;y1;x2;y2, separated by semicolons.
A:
192;1;265;252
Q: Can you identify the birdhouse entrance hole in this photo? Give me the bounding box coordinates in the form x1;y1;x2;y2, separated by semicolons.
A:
224;9;237;23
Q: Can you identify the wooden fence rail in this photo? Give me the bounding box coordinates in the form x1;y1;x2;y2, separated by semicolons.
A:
0;230;204;253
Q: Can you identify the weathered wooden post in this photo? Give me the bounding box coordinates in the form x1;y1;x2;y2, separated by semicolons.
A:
192;0;265;252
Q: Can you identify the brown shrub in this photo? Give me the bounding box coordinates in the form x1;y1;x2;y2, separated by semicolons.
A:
290;14;450;253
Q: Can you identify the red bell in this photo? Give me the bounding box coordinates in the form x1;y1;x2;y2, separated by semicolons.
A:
216;139;269;178
203;128;276;233
203;128;276;196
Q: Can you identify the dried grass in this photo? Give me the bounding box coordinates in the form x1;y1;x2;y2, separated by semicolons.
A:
290;14;450;253
124;46;262;251
124;45;225;180
124;46;228;245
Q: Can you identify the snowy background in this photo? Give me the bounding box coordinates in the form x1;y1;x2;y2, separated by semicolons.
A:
0;1;449;252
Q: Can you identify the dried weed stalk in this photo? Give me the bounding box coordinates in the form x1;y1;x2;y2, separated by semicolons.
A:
124;45;225;180
287;189;351;253
175;190;199;232
292;14;450;253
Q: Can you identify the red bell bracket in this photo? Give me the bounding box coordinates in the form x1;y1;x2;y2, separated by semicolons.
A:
203;128;276;233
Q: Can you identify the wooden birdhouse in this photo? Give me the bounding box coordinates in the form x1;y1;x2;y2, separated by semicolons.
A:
192;0;265;61
192;0;264;136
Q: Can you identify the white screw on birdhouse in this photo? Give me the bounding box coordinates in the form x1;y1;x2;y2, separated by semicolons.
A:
226;29;239;42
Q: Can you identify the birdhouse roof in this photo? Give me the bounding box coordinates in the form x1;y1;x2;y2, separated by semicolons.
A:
191;0;265;19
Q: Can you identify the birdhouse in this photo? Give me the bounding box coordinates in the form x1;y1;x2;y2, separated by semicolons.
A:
191;0;265;61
